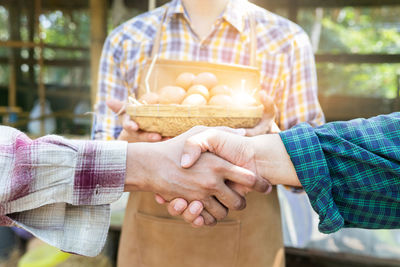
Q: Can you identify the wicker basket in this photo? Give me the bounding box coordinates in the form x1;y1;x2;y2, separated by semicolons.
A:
123;7;269;137
127;59;267;136
127;104;264;136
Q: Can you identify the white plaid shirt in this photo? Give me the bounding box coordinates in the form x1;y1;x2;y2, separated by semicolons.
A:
0;126;126;256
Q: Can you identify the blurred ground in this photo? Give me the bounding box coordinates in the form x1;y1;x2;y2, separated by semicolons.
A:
0;237;113;267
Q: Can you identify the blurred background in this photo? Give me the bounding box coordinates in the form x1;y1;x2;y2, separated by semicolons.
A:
0;0;400;266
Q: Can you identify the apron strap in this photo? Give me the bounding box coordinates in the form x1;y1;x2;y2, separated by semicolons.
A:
150;7;169;60
249;10;257;68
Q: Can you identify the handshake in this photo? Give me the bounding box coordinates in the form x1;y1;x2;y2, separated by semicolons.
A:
113;96;301;228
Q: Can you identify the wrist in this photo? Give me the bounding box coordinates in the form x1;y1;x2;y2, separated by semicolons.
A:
124;142;154;192
250;134;300;187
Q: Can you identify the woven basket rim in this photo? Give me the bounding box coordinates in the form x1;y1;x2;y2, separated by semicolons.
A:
127;104;264;118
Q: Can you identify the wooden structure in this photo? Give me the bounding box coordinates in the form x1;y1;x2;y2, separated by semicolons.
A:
0;0;95;135
0;0;399;134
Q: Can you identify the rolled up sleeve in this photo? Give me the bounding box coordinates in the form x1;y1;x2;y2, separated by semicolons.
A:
279;113;400;233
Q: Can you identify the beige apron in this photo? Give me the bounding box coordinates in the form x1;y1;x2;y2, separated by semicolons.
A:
117;8;285;267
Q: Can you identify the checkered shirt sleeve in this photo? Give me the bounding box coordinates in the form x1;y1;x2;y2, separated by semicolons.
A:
0;126;126;256
279;113;400;233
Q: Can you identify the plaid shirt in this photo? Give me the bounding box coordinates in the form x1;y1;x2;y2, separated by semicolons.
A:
93;0;324;140
0;126;126;256
280;113;400;233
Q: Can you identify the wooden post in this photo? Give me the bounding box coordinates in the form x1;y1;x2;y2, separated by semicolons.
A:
8;0;21;109
149;0;156;11
35;0;46;135
288;0;299;23
90;0;108;109
27;0;36;110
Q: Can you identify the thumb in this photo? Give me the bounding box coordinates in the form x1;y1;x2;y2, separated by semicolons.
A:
181;129;238;168
180;138;203;168
180;127;246;168
106;99;125;115
259;90;277;117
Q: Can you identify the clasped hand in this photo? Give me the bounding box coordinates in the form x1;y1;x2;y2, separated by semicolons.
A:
108;99;275;228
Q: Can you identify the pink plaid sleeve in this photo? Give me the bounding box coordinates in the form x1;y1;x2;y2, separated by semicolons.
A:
0;126;127;256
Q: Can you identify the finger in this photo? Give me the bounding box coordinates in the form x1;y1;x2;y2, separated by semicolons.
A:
122;114;139;132
137;131;162;142
181;129;225;168
180;127;245;169
220;161;270;193
202;197;228;221
214;184;246;211
154;194;166;204
245;119;271;136
226;181;250;197
106;99;125;115
191;216;205;228
167;198;188;216
200;210;217;226
181;201;204;224
259;90;276;115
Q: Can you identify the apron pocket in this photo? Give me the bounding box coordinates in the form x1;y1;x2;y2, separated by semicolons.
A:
135;212;241;267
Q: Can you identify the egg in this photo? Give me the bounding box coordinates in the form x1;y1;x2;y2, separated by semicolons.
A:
232;93;258;107
210;85;232;97
138;92;159;104
158;86;186;104
181;94;207;106
187;84;210;100
176;72;196;89
193;72;218;89
208;95;234;106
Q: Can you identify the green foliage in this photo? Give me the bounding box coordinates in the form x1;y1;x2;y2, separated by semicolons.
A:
40;10;90;47
298;7;400;98
317;63;399;98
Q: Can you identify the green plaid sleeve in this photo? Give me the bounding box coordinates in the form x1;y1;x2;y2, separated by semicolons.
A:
279;112;400;233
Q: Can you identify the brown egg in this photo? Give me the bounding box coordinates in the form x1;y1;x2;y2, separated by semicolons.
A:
138;92;159;104
158;86;186;104
208;95;234;106
181;94;207;106
176;72;196;89
193;72;218;89
232;93;258;107
210;85;232;97
187;84;210;100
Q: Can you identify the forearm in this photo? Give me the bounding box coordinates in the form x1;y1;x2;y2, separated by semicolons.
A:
124;142;154;192
250;134;300;187
279;113;400;232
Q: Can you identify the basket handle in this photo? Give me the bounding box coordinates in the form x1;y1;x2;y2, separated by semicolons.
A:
144;54;158;93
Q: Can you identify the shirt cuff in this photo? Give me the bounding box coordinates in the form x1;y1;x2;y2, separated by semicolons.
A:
279;123;344;233
72;140;127;206
11;204;113;257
